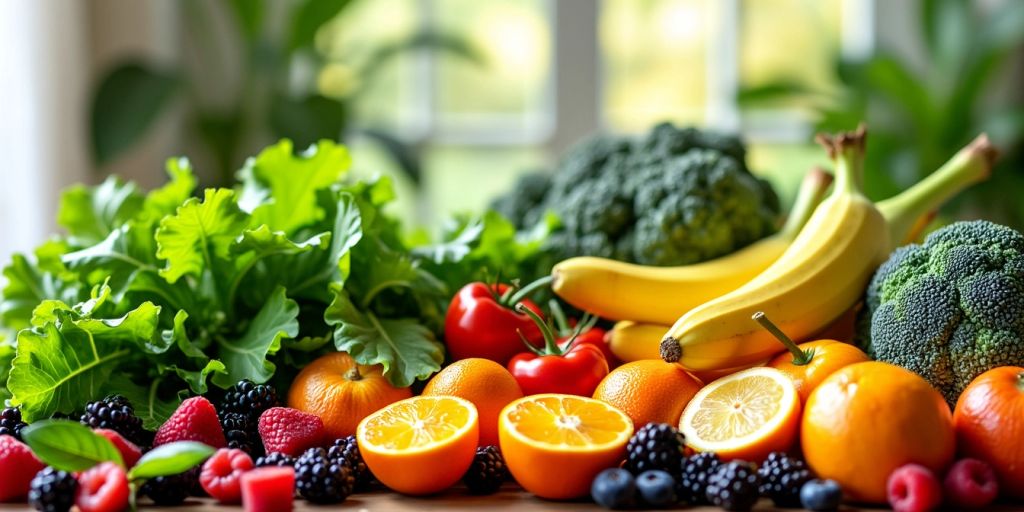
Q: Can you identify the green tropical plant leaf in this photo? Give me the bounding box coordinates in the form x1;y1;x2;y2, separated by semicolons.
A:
91;63;179;164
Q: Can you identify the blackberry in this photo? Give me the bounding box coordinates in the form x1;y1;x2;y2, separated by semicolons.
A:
80;395;145;446
218;380;277;456
28;467;77;512
327;436;372;490
462;445;508;495
624;423;685;476
221;412;259;456
294;447;354;503
256;452;296;468
0;407;27;440
677;452;720;505
758;451;813;507
141;473;191;506
706;461;761;512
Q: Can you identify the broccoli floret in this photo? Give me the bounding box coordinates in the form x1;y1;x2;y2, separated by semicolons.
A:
489;123;780;268
491;171;551;229
861;220;1024;404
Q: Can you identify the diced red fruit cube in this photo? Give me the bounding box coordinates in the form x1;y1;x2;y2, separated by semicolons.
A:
94;429;142;468
75;462;129;512
200;448;254;504
258;407;325;457
0;436;44;502
887;463;943;512
241;467;295;512
943;458;999;508
154;396;226;448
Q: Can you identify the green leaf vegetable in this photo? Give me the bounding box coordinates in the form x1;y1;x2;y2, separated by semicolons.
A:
0;139;482;422
128;441;215;481
21;420;124;471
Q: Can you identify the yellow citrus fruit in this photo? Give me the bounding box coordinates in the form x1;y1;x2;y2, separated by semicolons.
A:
802;361;955;503
288;352;412;440
421;358;523;446
592;360;702;428
679;367;800;463
499;394;633;500
356;395;479;495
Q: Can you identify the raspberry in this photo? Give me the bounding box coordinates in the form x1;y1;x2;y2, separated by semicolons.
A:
943;458;998;509
154;396;226;448
140;474;190;506
241;467;295;512
200;448;254;504
0;435;45;501
93;430;142;468
258;407;325;457
75;462;129;512
28;467;77;512
80;396;146;447
887;464;943;512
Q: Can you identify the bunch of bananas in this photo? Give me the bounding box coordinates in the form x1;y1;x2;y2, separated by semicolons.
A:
553;126;998;373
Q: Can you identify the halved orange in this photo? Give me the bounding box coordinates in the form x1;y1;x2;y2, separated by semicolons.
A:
499;394;633;500
356;395;479;495
679;367;800;463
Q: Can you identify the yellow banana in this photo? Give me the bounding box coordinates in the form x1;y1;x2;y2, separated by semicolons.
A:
660;128;998;371
607;321;667;362
552;167;834;324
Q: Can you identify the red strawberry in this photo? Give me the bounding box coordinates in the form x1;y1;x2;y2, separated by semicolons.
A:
241;467;295;512
200;448;254;504
75;462;129;512
94;429;142;468
258;407;325;457
0;436;45;501
154;396;226;448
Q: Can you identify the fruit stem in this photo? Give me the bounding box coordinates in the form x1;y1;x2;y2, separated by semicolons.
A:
778;166;834;239
504;276;553;308
548;299;572;336
516;304;563;356
1017;372;1024;393
815;125;867;196
877;133;997;252
752;311;814;366
344;367;363;381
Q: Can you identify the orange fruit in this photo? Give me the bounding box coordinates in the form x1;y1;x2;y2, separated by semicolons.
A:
422;358;523;446
768;339;870;402
954;366;1024;499
288;352;412;440
592;360;702;428
802;361;955;503
499;394;633;500
357;395;479;495
679;367;800;463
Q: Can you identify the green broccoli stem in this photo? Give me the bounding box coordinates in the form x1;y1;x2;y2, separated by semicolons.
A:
877;134;998;251
752;311;814;366
777;166;834;239
816;125;867;197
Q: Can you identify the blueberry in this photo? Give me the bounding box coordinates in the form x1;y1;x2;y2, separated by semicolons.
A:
636;470;676;507
591;468;636;509
800;479;842;512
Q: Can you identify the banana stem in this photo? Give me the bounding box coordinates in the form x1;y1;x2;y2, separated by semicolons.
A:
815;125;867;196
777;166;834;239
878;134;998;251
752;311;814;366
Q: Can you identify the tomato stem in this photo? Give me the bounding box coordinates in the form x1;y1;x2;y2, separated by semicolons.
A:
516;303;563;356
752;311;814;366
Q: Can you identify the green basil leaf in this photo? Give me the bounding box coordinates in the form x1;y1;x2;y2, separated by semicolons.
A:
128;442;215;481
21;420;124;471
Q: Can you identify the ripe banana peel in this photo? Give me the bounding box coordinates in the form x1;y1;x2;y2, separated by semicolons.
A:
607;321;763;382
660;127;998;371
552;167;834;324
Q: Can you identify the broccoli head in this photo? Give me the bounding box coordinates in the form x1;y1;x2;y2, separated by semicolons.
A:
861;220;1024;404
490;122;780;267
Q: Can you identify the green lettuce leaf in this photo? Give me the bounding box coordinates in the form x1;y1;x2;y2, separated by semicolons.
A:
212;286;298;387
1;254;82;331
155;188;249;284
325;285;443;387
143;157;197;219
57;176;144;246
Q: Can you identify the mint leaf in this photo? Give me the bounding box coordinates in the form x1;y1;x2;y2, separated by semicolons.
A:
325;285;443;387
21;420;124;470
128;442;214;481
57;176;144;246
155;188;249;284
144;157;197;219
213;287;298;387
246;139;351;233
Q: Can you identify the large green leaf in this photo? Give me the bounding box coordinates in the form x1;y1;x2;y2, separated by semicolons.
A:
288;0;353;51
91;63;179;164
212;287;298;388
57;176;145;246
325;285;443;387
155;189;250;284
269;94;348;150
62;221;161;301
226;227;330;307
106;374;180;430
1;254;81;331
228;0;264;41
246;139;351;234
144;158;198;219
